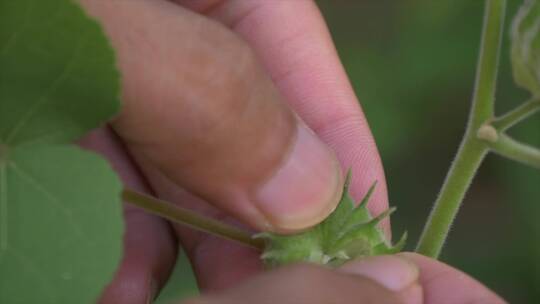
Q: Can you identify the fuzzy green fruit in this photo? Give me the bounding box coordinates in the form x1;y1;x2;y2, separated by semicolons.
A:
255;173;406;268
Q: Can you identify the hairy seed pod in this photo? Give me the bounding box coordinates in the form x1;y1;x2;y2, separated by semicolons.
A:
256;172;406;268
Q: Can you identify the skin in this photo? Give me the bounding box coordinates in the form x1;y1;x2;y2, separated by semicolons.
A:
180;254;506;304
77;0;507;303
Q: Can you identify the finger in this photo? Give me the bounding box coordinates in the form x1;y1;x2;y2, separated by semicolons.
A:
181;232;262;292
79;0;342;233
79;128;177;304
399;253;507;304
173;0;390;234
132;159;262;291
183;256;422;304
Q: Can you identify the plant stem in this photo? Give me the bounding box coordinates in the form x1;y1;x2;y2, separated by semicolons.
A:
122;189;265;250
488;134;540;168
492;98;540;131
416;0;506;258
416;140;488;257
468;0;507;129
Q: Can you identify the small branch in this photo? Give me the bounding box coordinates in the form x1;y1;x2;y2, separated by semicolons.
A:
468;0;507;129
122;189;265;251
488;134;540;169
416;0;506;258
492;98;540;131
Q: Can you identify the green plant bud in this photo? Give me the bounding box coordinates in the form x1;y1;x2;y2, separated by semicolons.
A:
255;173;406;268
511;0;540;97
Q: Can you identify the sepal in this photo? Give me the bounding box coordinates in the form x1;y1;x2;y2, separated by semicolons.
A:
256;174;406;268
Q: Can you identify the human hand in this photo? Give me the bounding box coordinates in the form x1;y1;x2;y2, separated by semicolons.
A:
75;0;482;303
183;253;506;304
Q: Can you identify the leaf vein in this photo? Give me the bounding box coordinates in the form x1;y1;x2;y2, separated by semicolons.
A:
0;0;33;55
8;161;85;239
4;31;88;145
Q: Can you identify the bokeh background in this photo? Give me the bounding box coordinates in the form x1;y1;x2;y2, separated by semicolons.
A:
156;1;540;302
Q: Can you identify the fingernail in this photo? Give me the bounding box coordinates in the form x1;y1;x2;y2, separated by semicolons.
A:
255;124;342;232
400;283;423;304
147;279;159;304
339;255;419;292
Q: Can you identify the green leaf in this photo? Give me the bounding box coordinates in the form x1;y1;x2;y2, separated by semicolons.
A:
0;146;123;303
511;0;540;97
0;0;120;147
0;0;123;302
256;177;406;268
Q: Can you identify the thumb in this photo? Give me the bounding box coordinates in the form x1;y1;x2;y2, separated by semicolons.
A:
79;0;342;232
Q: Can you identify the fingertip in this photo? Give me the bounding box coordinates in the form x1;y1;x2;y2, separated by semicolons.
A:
339;255;422;304
99;269;156;304
339;255;420;293
397;252;507;304
399;282;423;304
254;124;343;232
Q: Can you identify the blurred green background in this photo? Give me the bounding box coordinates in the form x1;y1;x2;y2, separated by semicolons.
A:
156;1;540;303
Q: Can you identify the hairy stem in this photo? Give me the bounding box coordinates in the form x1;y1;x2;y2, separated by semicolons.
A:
416;140;488;257
122;189;264;250
488;134;540;168
416;0;506;258
468;0;506;128
492;98;540;131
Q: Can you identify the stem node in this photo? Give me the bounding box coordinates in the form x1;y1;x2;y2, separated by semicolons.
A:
476;124;499;143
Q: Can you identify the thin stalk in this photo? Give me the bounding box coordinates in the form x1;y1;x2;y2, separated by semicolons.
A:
488;134;540;168
468;0;506;129
416;0;506;258
416;140;488;257
123;189;265;250
492;98;540;131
